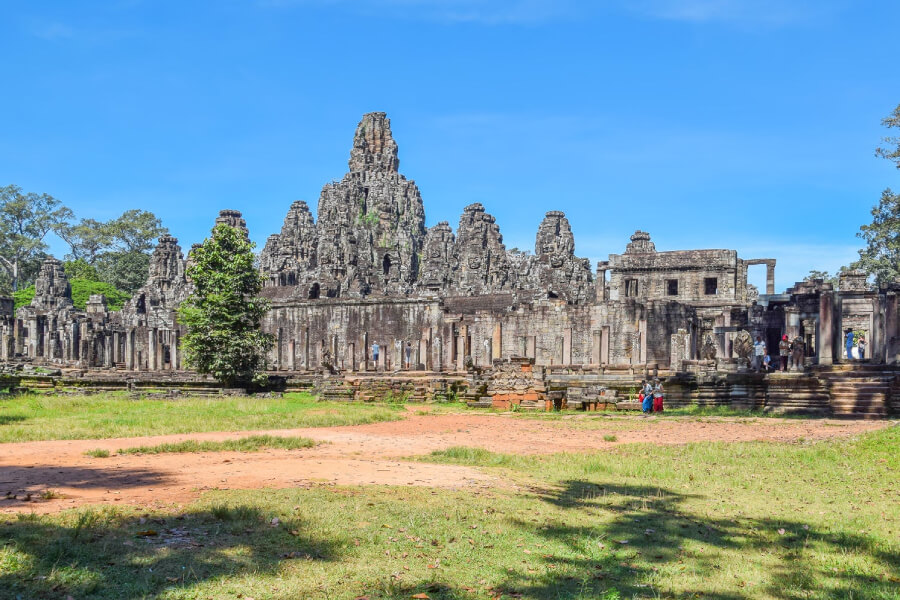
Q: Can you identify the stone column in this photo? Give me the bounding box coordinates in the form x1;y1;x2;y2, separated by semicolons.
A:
172;332;179;370
455;335;465;371
596;261;609;301
591;331;601;364
601;327;610;365
288;339;296;371
563;328;572;365
639;319;647;364
885;290;899;364
818;291;834;365
126;329;134;370
148;329;157;370
766;262;776;295
492;323;502;361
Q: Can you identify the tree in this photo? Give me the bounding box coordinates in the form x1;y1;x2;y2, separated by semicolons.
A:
0;185;73;291
57;218;111;263
852;188;900;286
59;209;169;293
177;224;273;387
876;103;900;168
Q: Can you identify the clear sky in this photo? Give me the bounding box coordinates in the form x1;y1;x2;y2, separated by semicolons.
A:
2;0;899;292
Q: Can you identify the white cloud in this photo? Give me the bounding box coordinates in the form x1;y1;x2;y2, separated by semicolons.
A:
627;0;840;26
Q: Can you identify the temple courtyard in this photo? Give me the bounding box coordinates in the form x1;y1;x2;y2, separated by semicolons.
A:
0;395;897;599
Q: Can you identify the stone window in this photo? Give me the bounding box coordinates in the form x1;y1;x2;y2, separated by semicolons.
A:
666;279;678;296
624;278;639;297
704;277;718;295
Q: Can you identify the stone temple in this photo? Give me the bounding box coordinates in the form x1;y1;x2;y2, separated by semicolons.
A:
1;113;898;417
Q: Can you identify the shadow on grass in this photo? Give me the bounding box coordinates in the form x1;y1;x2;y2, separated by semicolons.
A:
0;414;26;425
493;480;899;599
0;504;342;600
0;465;172;508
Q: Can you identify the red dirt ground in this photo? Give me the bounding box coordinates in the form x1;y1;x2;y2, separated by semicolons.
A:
0;408;890;514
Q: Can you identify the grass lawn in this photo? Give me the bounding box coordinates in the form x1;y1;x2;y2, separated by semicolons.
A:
1;426;897;599
0;392;405;442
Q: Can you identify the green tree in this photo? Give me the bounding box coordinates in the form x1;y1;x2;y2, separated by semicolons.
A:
0;185;73;291
59;209;169;293
177;224;273;387
876;103;900;168
851;188;900;286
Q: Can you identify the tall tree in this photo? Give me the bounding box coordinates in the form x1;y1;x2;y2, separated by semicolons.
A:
60;209;169;293
852;188;900;286
177;224;273;387
876;103;900;169
58;218;112;263
852;104;900;286
0;185;73;291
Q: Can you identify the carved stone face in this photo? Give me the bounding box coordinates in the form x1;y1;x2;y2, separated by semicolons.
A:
468;257;482;269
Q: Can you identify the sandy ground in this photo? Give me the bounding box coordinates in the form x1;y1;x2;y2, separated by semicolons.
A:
0;408;891;514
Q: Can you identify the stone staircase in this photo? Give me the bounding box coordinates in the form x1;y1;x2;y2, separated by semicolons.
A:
815;365;899;419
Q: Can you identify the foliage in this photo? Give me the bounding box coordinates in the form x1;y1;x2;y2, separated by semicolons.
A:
69;279;130;311
59;209;168;293
12;286;35;309
875;102;900;168
0;392;403;442
12;278;130;311
63;258;100;281
94;250;152;294
0;184;73;291
851;188;900;286
804;269;841;287
177;224;274;387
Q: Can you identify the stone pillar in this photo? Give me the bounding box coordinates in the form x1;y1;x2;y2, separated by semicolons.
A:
148;329;157;370
601;327;610;365
766;262;776;295
172;332;179;370
885;290;899;364
492;323;502;361
455;335;465;371
639;319;647;364
818;291;834;365
591;331;601;364
785;306;800;341
526;336;536;360
596;261;609;301
563;328;572;365
288;339;296;371
126;329;134;370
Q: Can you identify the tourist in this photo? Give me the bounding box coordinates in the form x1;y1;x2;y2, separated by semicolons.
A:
753;336;766;372
641;380;653;413
779;335;790;371
652;378;664;412
405;341;412;369
858;336;866;360
763;353;772;372
372;341;380;369
845;329;854;361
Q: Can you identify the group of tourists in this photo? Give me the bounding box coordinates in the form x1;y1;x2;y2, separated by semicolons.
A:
845;329;867;361
369;341;415;370
752;334;798;372
639;378;664;413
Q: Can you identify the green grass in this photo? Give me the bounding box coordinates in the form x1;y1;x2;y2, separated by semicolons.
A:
0;392;405;442
116;435;317;455
84;448;111;458
1;426;897;599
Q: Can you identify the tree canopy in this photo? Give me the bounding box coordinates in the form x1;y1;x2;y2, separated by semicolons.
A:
876;103;900;169
0;185;73;291
177;224;273;387
58;209;168;293
851;104;900;286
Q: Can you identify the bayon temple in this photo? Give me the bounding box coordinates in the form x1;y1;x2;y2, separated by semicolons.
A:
2;113;899;416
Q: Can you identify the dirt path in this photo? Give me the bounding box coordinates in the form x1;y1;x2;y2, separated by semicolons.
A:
0;409;890;514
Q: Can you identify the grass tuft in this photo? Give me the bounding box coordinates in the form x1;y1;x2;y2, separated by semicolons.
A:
117;435;317;455
83;448;110;458
603;434;618;442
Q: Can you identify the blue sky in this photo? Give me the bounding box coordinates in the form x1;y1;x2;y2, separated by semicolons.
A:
2;0;898;292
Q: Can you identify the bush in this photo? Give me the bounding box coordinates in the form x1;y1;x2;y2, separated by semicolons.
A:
12;279;130;311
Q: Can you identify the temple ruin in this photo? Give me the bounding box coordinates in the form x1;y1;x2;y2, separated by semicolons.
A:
1;112;898;417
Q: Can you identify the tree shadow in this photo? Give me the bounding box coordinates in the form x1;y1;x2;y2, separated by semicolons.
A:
494;480;899;599
0;503;343;599
0;464;173;507
0;414;26;425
